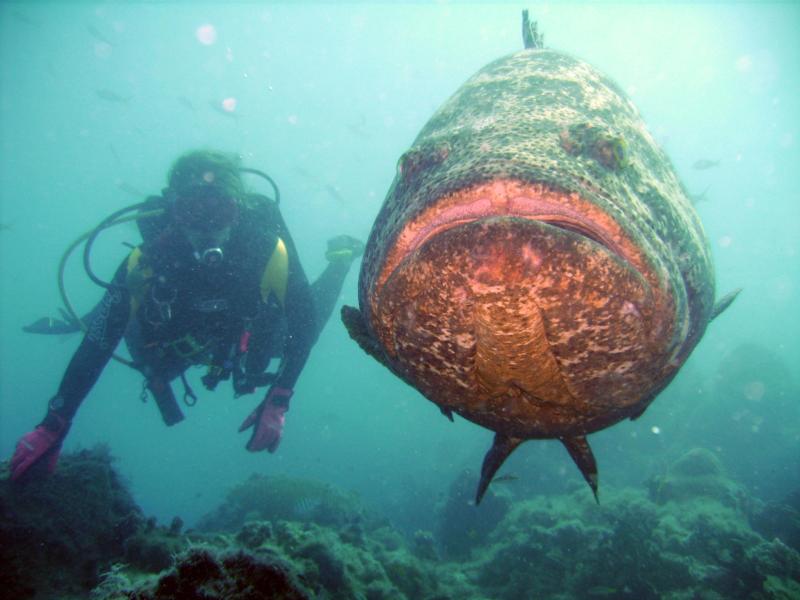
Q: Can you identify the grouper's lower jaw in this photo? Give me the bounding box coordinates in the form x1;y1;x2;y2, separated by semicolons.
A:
372;214;668;439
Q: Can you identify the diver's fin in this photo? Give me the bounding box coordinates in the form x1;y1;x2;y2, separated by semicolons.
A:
439;406;454;422
22;316;58;334
58;307;80;328
23;311;80;335
710;288;742;321
476;433;524;505
560;435;599;503
341;306;391;369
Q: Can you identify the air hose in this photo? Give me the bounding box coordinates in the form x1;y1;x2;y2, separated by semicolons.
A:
58;206;164;366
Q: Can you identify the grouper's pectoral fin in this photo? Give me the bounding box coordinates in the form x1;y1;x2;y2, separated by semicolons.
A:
342;305;455;423
560;435;599;503
341;306;392;369
710;288;742;321
476;433;524;505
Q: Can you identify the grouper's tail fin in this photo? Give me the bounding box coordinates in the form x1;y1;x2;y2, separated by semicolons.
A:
522;10;544;50
560;436;599;504
476;433;600;505
476;433;523;505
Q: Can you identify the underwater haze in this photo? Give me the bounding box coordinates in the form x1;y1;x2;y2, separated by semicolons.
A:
1;1;799;597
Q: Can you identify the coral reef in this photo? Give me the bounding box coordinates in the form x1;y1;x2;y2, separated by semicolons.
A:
0;445;142;599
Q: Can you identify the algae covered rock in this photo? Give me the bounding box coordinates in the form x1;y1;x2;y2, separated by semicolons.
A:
468;481;800;600
648;447;748;510
197;473;364;532
123;520;186;574
438;468;511;559
136;547;310;600
751;489;800;552
100;515;461;600
0;445;142;599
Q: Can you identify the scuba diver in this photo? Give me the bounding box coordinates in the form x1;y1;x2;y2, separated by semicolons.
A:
9;149;364;481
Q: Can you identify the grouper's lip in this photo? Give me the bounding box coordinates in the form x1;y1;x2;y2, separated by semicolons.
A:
377;180;648;295
403;200;625;262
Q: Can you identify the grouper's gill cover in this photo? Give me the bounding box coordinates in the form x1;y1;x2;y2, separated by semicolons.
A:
343;18;734;504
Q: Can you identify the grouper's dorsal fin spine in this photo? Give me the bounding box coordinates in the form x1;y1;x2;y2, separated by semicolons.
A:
476;434;524;505
710;287;742;321
560;436;600;504
522;9;544;49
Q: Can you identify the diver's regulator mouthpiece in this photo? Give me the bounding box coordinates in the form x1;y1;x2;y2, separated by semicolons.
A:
196;247;224;266
183;226;230;266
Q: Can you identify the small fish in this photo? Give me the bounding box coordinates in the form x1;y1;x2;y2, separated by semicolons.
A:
108;143;121;164
345;114;369;138
587;587;619;597
87;24;114;46
0;223;12;232
96;89;132;103
692;159;720;170
492;474;519;484
292;497;322;519
324;184;346;205
208;100;238;119
11;10;42;26
178;96;196;111
689;186;711;205
115;180;146;197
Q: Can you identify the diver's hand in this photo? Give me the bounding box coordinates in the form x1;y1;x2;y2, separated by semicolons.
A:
325;235;365;264
9;417;70;481
238;387;292;452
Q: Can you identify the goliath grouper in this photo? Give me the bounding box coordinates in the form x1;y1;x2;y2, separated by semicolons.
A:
342;13;738;504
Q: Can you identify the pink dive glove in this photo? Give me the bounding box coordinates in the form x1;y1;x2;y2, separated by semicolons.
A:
9;416;70;481
239;387;293;453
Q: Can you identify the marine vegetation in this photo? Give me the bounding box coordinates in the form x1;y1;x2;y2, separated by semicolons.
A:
465;448;800;599
3;446;798;599
0;445;142;599
92;547;310;600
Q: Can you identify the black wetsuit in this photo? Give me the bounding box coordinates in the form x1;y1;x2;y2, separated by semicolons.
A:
43;198;343;428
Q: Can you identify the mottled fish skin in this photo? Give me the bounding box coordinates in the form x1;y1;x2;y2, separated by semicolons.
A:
348;48;715;486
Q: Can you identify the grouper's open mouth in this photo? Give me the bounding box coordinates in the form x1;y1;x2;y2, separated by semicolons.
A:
376;179;651;296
